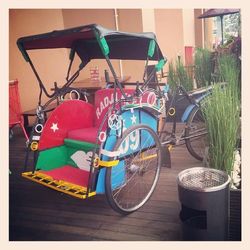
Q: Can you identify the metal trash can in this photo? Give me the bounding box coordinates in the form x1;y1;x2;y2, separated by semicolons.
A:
177;167;230;241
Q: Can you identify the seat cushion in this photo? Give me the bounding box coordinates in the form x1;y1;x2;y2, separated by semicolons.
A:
40;165;89;187
39;100;95;150
67;127;99;144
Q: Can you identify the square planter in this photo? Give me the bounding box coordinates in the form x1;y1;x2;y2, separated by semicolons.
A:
229;188;241;240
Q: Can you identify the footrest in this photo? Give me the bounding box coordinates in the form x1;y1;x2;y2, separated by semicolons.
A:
22;170;96;199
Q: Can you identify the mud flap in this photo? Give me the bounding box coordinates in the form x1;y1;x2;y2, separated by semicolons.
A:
161;145;171;168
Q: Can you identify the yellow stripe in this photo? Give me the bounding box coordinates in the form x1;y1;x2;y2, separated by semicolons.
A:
133;153;157;164
99;160;119;167
133;145;173;163
140;154;157;161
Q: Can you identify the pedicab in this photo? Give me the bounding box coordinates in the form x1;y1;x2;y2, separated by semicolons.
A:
17;24;167;214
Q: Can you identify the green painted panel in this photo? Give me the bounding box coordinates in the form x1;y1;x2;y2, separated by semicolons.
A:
148;40;156;58
64;138;97;151
155;59;166;72
99;37;109;56
95;30;110;56
65;139;98;167
36;146;68;171
36;139;99;171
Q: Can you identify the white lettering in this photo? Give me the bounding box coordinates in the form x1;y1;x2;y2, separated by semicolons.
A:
96;108;101;119
104;96;109;108
95;93;120;120
100;101;105;114
129;130;140;150
118;130;140;155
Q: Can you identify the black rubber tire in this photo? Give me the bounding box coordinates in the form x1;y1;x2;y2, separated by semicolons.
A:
185;106;208;161
105;124;162;215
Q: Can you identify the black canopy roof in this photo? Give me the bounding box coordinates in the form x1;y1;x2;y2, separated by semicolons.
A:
17;23;164;62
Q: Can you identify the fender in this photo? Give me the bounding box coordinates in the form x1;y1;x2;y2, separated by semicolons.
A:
181;93;209;122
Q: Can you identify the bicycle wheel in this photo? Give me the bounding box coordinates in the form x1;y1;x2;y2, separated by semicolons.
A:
185;106;208;161
105;124;162;214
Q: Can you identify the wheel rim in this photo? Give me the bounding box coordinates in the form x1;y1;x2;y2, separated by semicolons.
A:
109;126;161;212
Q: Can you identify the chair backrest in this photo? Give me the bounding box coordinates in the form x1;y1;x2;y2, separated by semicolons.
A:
9;79;23;125
94;88;134;127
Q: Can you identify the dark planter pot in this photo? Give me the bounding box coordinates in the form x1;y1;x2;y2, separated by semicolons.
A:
229;188;241;240
177;167;230;241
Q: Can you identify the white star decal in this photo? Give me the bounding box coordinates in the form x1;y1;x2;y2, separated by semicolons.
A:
50;123;59;132
131;114;137;124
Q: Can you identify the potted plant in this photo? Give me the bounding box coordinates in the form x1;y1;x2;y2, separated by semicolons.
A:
177;54;241;241
203;54;240;173
202;53;241;240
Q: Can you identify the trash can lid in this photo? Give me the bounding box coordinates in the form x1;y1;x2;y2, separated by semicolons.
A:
177;167;230;192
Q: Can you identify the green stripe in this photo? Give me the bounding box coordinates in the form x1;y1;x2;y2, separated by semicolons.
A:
95;31;110;56
155;59;166;72
64;138;98;151
148;40;156;58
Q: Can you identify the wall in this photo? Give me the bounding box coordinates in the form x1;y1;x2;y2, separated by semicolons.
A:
182;9;195;48
194;9;204;48
154;9;185;69
117;9;144;82
142;9;155;33
9;9;68;111
204;18;214;50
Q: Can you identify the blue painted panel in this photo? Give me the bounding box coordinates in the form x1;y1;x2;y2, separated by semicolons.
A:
181;93;208;122
181;104;195;122
96;108;158;194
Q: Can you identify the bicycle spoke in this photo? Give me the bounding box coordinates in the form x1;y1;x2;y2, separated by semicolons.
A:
105;125;161;214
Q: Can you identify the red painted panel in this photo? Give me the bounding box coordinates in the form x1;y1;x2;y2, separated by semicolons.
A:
67;126;99;144
39;100;94;150
94;88;134;127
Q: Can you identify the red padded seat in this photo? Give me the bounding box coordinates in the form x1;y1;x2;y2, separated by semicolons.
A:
67;126;99;144
40;165;89;187
67;88;134;143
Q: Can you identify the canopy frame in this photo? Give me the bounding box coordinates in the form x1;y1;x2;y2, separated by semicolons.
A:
17;23;166;106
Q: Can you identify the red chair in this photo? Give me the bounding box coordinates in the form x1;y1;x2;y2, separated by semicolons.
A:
9;79;29;141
